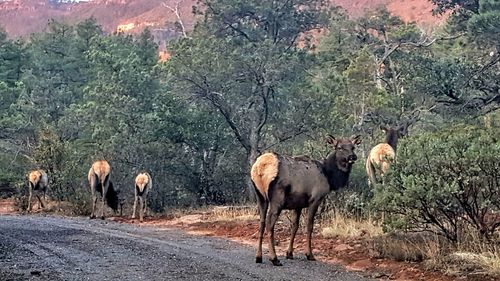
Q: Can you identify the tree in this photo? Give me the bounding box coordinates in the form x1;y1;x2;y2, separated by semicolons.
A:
427;0;499;115
373;125;500;242
166;0;330;200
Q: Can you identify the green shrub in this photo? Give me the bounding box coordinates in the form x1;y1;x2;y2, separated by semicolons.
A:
373;125;500;242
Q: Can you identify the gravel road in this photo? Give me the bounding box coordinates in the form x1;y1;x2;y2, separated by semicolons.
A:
0;214;371;281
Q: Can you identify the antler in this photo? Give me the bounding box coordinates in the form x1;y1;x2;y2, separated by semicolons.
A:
362;112;395;126
404;108;421;127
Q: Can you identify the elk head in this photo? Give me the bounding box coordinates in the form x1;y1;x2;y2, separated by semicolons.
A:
326;134;362;172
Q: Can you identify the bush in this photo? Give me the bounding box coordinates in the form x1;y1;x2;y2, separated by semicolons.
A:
373;125;500;242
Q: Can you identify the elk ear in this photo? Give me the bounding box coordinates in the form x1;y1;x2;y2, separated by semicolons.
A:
326;134;338;147
350;135;362;146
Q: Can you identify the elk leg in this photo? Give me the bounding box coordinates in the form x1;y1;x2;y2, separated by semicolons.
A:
143;196;148;218
36;194;45;210
266;205;282;266
27;184;32;212
305;202;320;261
90;192;97;219
286;208;302;259
255;193;268;263
132;188;138;219
139;196;144;222
100;182;106;220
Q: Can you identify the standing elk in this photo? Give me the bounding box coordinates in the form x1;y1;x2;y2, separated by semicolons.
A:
27;170;48;212
251;134;361;266
365;110;420;186
88;160;120;219
132;172;152;222
365;125;407;185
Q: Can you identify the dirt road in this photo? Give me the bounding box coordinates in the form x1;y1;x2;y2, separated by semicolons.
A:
0;214;371;281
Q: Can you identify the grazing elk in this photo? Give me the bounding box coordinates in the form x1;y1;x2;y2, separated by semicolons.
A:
27;170;48;212
365;110;420;186
88;160;120;219
251;134;361;266
132;172;152;222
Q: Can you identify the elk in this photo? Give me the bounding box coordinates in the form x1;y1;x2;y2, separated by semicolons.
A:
365;109;421;186
132;172;152;222
88;160;120;219
251;134;361;266
27;170;48;212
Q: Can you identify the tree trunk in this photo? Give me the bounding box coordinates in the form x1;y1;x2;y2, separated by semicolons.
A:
244;127;260;202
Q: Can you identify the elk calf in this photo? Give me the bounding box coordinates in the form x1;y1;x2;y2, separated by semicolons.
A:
88;160;119;219
132;172;152;222
27;170;48;212
251;134;361;266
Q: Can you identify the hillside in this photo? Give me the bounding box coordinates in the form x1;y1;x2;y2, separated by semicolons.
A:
0;0;446;39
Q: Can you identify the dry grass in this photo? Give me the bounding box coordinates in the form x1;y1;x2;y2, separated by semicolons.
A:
210;205;258;221
319;210;383;239
370;232;449;262
439;234;500;278
368;228;500;279
445;251;500;277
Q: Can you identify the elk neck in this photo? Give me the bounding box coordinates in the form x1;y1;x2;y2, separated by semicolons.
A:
322;152;351;191
385;130;399;152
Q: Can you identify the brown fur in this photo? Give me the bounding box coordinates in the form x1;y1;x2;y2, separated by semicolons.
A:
27;169;48;212
366;143;395;184
28;171;42;186
366;125;406;185
251;135;361;266
132;172;152;222
89;160;111;181
135;173;150;193
250;153;279;200
88;160;114;219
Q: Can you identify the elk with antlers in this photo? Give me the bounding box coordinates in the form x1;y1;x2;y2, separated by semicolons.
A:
366;111;420;185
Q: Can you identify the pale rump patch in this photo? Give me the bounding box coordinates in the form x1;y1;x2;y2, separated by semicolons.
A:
368;143;395;174
135;173;151;192
250;153;279;199
28;170;42;185
90;160;111;180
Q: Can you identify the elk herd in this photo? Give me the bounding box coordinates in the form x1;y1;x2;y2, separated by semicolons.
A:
27;160;152;222
25;119;415;266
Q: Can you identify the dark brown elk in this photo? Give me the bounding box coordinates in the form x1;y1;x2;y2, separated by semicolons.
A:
27;170;48;212
88;160;120;219
251;134;361;266
132;172;152;222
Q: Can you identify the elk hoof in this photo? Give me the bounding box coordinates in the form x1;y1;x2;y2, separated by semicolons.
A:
89;215;96;219
270;258;282;266
306;253;316;261
255;256;263;263
286;251;294;259
100;216;105;220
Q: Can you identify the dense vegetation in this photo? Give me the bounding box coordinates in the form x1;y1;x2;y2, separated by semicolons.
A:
0;0;498;243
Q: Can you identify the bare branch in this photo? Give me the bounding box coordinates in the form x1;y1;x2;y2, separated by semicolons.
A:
163;0;189;38
376;33;465;68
